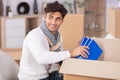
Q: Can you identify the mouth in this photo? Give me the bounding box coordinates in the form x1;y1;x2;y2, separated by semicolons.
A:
50;24;57;29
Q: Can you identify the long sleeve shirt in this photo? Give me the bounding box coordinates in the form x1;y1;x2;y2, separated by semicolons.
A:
18;27;71;80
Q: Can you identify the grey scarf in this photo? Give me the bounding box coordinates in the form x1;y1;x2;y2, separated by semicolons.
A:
40;20;61;51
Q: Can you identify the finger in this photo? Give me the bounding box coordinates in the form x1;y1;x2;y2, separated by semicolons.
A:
83;49;90;55
83;46;89;49
86;36;89;38
81;51;88;58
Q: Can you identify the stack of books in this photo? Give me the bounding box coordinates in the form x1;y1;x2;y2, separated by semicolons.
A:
76;37;103;60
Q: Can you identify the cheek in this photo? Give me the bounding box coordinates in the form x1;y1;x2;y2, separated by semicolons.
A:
57;21;63;26
45;20;50;26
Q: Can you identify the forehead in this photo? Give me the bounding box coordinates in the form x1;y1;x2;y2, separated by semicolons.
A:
46;12;62;18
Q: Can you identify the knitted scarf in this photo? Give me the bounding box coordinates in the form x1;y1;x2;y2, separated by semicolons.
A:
40;20;61;52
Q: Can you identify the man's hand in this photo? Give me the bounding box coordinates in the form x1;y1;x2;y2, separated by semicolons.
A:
69;46;89;58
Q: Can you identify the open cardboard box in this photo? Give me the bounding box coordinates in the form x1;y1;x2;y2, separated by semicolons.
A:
60;38;120;80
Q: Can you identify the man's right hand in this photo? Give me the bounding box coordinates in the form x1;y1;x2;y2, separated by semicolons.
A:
69;46;89;58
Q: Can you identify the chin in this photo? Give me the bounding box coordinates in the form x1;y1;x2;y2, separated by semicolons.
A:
50;28;57;32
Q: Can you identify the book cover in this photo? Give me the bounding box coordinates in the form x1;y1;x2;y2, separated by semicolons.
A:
82;39;103;60
76;37;89;59
84;38;91;46
80;37;89;46
76;37;103;60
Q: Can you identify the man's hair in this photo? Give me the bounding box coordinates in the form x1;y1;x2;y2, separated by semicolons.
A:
44;1;68;18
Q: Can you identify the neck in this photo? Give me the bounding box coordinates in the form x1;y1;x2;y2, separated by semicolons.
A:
51;31;57;35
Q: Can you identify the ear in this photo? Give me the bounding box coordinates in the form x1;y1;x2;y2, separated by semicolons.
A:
61;19;64;23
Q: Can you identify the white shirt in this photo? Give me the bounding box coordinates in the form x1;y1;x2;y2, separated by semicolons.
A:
18;27;70;80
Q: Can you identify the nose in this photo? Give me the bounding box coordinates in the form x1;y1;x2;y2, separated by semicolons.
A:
51;19;56;24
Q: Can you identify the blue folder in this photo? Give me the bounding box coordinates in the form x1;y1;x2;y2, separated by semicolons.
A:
76;37;103;60
76;37;89;59
84;38;91;46
76;37;90;59
80;37;89;46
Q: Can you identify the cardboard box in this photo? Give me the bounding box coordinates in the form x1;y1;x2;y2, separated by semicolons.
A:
108;8;120;38
60;38;120;80
59;14;84;50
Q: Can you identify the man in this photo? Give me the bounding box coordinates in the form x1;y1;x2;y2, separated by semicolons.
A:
18;1;89;80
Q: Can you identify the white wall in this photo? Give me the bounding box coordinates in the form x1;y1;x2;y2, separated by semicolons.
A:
2;0;69;16
106;0;118;8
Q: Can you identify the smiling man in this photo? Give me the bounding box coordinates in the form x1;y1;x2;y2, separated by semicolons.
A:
44;12;63;34
18;1;89;80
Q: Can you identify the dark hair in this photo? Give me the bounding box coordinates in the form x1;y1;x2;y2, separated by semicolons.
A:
44;1;68;18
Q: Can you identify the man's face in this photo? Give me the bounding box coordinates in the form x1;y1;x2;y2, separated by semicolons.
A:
43;11;63;34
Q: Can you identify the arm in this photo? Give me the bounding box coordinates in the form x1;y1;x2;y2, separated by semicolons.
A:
25;32;71;64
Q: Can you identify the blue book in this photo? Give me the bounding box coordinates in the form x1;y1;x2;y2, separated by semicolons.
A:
76;37;90;59
84;38;91;46
80;37;89;46
76;37;103;60
76;37;89;59
81;39;103;60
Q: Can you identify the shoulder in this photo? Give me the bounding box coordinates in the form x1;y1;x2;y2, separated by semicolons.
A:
28;27;43;35
26;27;45;38
23;27;47;43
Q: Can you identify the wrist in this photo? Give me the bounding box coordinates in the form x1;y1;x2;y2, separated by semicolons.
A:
69;50;74;57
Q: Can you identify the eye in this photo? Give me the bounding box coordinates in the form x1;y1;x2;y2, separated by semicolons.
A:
56;18;62;22
48;16;53;20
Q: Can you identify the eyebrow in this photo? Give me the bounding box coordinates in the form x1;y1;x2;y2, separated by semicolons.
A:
47;14;62;19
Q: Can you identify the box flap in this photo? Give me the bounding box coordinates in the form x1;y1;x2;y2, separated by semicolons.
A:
60;58;120;79
93;38;120;62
